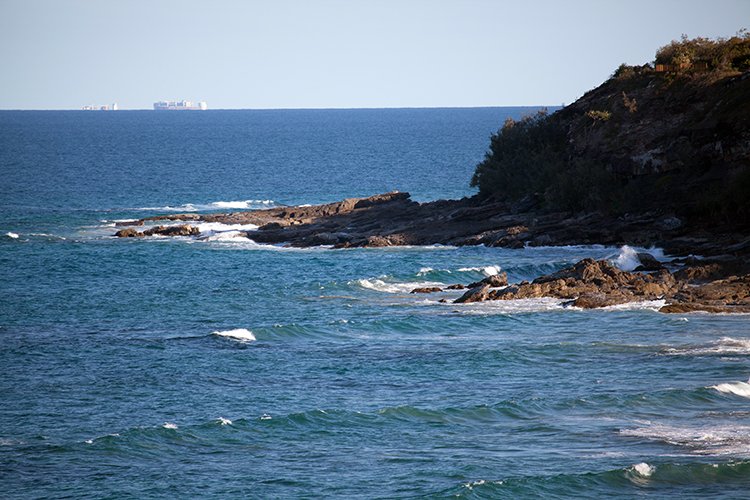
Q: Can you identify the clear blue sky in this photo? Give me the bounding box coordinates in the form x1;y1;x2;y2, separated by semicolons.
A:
1;0;747;109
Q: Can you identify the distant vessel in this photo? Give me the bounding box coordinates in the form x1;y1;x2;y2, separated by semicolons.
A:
153;100;207;111
82;103;118;111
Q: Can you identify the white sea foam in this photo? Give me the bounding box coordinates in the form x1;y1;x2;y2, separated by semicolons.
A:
457;265;501;276
454;297;567;314
612;245;641;271
196;222;259;233
136;199;276;212
29;233;66;240
203;231;252;242
710;381;750;399
353;278;445;294
601;299;666;311
5;232;19;239
162;422;178;429
663;337;750;356
621;422;750;455
260;413;272;420
632;462;655;477
610;245;667;271
217;417;233;425
212;328;256;342
211;199;274;209
417;267;434;275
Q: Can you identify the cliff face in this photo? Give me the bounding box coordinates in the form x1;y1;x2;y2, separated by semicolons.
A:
557;67;750;179
472;44;750;225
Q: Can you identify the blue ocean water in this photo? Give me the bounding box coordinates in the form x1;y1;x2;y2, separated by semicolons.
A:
1;109;750;499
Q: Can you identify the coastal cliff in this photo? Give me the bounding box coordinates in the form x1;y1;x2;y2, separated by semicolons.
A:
472;34;750;224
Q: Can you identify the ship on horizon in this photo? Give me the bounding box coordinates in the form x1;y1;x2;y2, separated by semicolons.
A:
82;103;118;111
153;100;207;110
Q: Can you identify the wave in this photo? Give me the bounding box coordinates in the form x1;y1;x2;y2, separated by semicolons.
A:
444;461;750;497
457;265;501;276
212;328;256;342
195;222;258;242
609;245;668;271
134;199;277;212
5;232;19;239
662;337;750;357
352;278;445;294
620;422;750;456
450;297;567;314
710;381;750;399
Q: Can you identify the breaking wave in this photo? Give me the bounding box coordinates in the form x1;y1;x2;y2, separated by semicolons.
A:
609;245;667;272
134;199;276;212
443;461;750;497
620;422;750;456
662;337;750;357
212;328;256;342
352;278;445;294
710;381;750;399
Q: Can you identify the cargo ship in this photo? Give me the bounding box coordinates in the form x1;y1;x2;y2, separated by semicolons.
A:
82;103;118;110
153;100;207;110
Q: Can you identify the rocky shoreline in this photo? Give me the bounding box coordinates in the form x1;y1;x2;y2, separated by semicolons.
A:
114;191;750;313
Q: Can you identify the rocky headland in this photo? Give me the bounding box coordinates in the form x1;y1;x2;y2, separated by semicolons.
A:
115;35;750;313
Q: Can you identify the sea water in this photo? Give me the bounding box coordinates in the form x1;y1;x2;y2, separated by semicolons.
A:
1;109;749;498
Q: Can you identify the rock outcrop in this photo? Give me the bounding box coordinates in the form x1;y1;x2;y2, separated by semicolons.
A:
452;258;750;313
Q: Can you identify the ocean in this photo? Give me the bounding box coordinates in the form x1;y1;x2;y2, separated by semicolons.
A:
1;108;749;499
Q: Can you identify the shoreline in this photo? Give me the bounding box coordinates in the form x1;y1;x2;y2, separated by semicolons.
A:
113;191;750;313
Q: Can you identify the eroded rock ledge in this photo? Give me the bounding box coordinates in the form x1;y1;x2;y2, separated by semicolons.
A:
114;191;749;258
447;258;750;313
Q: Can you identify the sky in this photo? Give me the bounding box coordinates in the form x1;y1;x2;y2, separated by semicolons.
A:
0;0;747;109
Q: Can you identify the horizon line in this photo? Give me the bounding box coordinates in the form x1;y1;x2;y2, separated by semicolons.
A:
0;104;563;112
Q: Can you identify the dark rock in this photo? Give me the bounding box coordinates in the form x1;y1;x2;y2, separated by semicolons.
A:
445;284;466;290
456;259;679;307
468;272;509;289
115;228;143;237
410;287;442;294
634;252;664;271
455;285;494;304
115;220;144;227
143;225;200;237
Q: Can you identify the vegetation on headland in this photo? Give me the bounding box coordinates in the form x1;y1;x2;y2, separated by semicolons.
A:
471;33;750;223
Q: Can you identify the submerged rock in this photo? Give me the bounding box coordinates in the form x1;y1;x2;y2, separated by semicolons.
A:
410;287;443;294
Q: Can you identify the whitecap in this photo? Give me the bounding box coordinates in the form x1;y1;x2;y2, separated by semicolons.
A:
710;381;750;399
195;222;259;233
135;199;275;212
612;245;641;271
260;413;272;420
353;278;444;294
632;462;655;477
417;267;434;275
663;337;750;356
217;417;233;425
610;245;667;271
620;422;750;455
212;328;256;342
453;297;567;314
211;199;275;209
5;232;19;239
600;299;666;311
457;265;501;276
162;422;178;429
